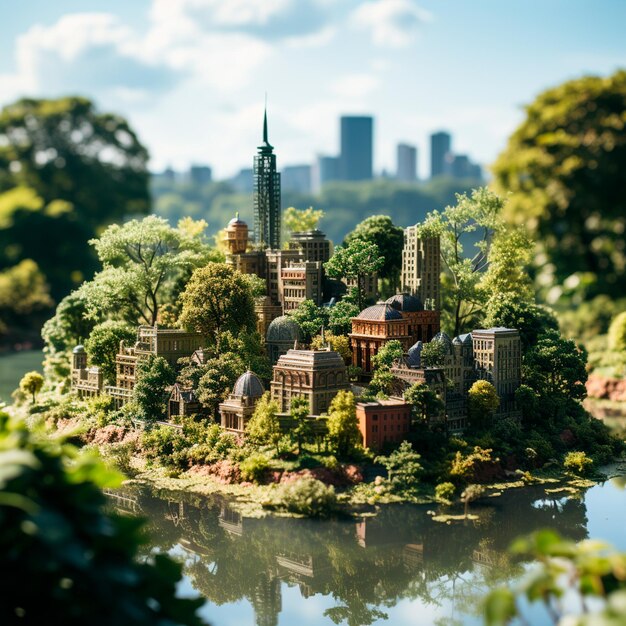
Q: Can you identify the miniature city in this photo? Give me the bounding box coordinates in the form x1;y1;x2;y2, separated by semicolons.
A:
70;110;522;454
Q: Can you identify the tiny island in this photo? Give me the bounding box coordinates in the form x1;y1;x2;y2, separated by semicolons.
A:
13;109;623;519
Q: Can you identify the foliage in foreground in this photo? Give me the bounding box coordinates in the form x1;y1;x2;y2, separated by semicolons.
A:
484;529;626;626
0;411;206;626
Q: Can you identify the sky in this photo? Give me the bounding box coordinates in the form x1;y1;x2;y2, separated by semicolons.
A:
1;0;625;179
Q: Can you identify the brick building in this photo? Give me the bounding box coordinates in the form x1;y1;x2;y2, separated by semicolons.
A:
385;293;440;344
356;398;412;451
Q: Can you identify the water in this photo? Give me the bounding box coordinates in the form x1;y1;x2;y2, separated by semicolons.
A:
0;350;43;404
113;476;626;626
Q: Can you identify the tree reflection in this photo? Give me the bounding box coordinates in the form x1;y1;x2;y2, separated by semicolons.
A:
107;484;590;626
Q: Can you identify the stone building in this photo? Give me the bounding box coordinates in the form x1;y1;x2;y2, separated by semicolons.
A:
385;293;440;344
270;348;349;417
349;303;412;375
224;213;249;255
266;315;303;365
280;261;323;312
167;383;205;420
288;229;333;263
219;370;265;435
105;325;203;407
401;226;441;310
255;296;283;337
70;345;104;398
356;398;412;451
472;327;521;418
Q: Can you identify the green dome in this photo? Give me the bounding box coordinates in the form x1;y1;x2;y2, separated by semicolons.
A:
267;315;303;343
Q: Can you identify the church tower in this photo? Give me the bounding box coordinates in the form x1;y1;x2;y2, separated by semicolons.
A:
253;107;281;250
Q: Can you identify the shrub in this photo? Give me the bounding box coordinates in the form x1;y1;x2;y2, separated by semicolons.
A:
449;446;494;483
607;311;626;353
375;441;423;494
563;450;593;475
275;477;338;517
434;482;455;503
239;453;270;483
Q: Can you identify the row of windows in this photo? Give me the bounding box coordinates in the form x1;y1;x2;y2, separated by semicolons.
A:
371;424;409;433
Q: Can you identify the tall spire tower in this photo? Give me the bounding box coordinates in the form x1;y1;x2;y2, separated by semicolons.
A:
253;103;281;250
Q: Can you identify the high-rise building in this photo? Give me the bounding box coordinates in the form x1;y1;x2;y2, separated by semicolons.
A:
430;131;451;178
396;143;417;182
401;226;441;310
253;109;281;250
313;155;340;192
189;165;212;185
282;165;312;194
339;116;373;181
230;168;254;193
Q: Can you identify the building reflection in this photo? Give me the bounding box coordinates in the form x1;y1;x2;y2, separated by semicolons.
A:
109;484;591;626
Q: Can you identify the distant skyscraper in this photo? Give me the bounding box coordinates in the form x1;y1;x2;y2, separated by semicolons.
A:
282;165;312;194
313;155;340;193
189;165;212;185
230;168;254;193
339;116;373;181
396;143;417;182
253;109;281;250
430;131;451;178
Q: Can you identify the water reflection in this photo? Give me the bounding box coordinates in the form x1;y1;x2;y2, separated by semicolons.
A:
110;484;592;626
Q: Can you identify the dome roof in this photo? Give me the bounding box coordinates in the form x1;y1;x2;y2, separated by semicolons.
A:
356;303;403;321
432;331;453;353
385;293;423;312
407;340;423;367
267;315;303;342
452;336;462;346
228;213;247;227
73;344;85;354
458;333;473;345
232;370;264;398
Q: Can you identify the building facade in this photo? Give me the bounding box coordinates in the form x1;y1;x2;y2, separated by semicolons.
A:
270;348;349;417
430;131;451;178
219;370;265;435
339;116;373;181
356;399;412;451
401;226;441;310
70;345;104;398
280;261;323;312
385;293;441;344
288;230;333;264
266;315;303;365
396;143;417;182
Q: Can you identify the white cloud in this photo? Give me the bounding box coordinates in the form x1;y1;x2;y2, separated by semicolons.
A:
331;73;380;99
350;0;432;48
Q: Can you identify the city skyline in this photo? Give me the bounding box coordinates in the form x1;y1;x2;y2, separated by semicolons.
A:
1;1;624;178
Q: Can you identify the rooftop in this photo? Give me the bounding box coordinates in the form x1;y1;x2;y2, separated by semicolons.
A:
356;303;403;321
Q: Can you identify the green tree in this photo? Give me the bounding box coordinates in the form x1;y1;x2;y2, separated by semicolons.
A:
344;215;404;294
404;382;443;424
133;355;176;422
0;411;206;626
328;300;360;336
607;311;626;353
417;187;505;335
290;396;313;455
80;216;212;326
484;293;559;351
493;70;626;301
326;390;360;457
484;530;626;626
310;331;351;361
283;206;325;235
375;441;423;494
325;239;384;310
84;320;135;383
19;371;44;403
372;340;404;369
0;97;150;297
179;262;256;347
246;392;282;455
289;299;330;341
196;353;244;418
421;339;448;367
467;380;500;430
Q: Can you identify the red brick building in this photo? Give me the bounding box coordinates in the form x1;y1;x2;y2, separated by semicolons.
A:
356;398;412;451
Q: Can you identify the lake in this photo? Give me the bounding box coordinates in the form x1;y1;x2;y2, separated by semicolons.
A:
0;350;43;404
113;475;626;626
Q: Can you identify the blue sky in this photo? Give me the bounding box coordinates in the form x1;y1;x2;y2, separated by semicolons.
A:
1;0;624;178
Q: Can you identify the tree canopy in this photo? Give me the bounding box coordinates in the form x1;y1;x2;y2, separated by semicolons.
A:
493;70;626;301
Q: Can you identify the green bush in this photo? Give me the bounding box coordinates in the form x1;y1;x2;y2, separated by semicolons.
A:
275;477;338;517
434;482;455;503
607;311;626;353
563;450;593;475
0;410;206;626
141;425;187;468
239;452;270;483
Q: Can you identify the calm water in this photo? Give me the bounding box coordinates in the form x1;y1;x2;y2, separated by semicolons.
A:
114;476;626;626
0;350;42;404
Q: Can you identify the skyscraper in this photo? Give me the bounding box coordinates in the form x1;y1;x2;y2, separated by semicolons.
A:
253;109;281;250
430;131;451;178
396;143;417;182
313;155;340;192
339;116;373;181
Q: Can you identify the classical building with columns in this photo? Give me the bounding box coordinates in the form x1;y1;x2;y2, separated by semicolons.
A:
385;293;440;344
349;303;412;375
219;370;265;435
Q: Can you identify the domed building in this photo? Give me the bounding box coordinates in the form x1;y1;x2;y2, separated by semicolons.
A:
70;344;104;399
266;315;303;365
225;213;249;255
386;293;440;343
219;370;266;435
349;303;412;375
